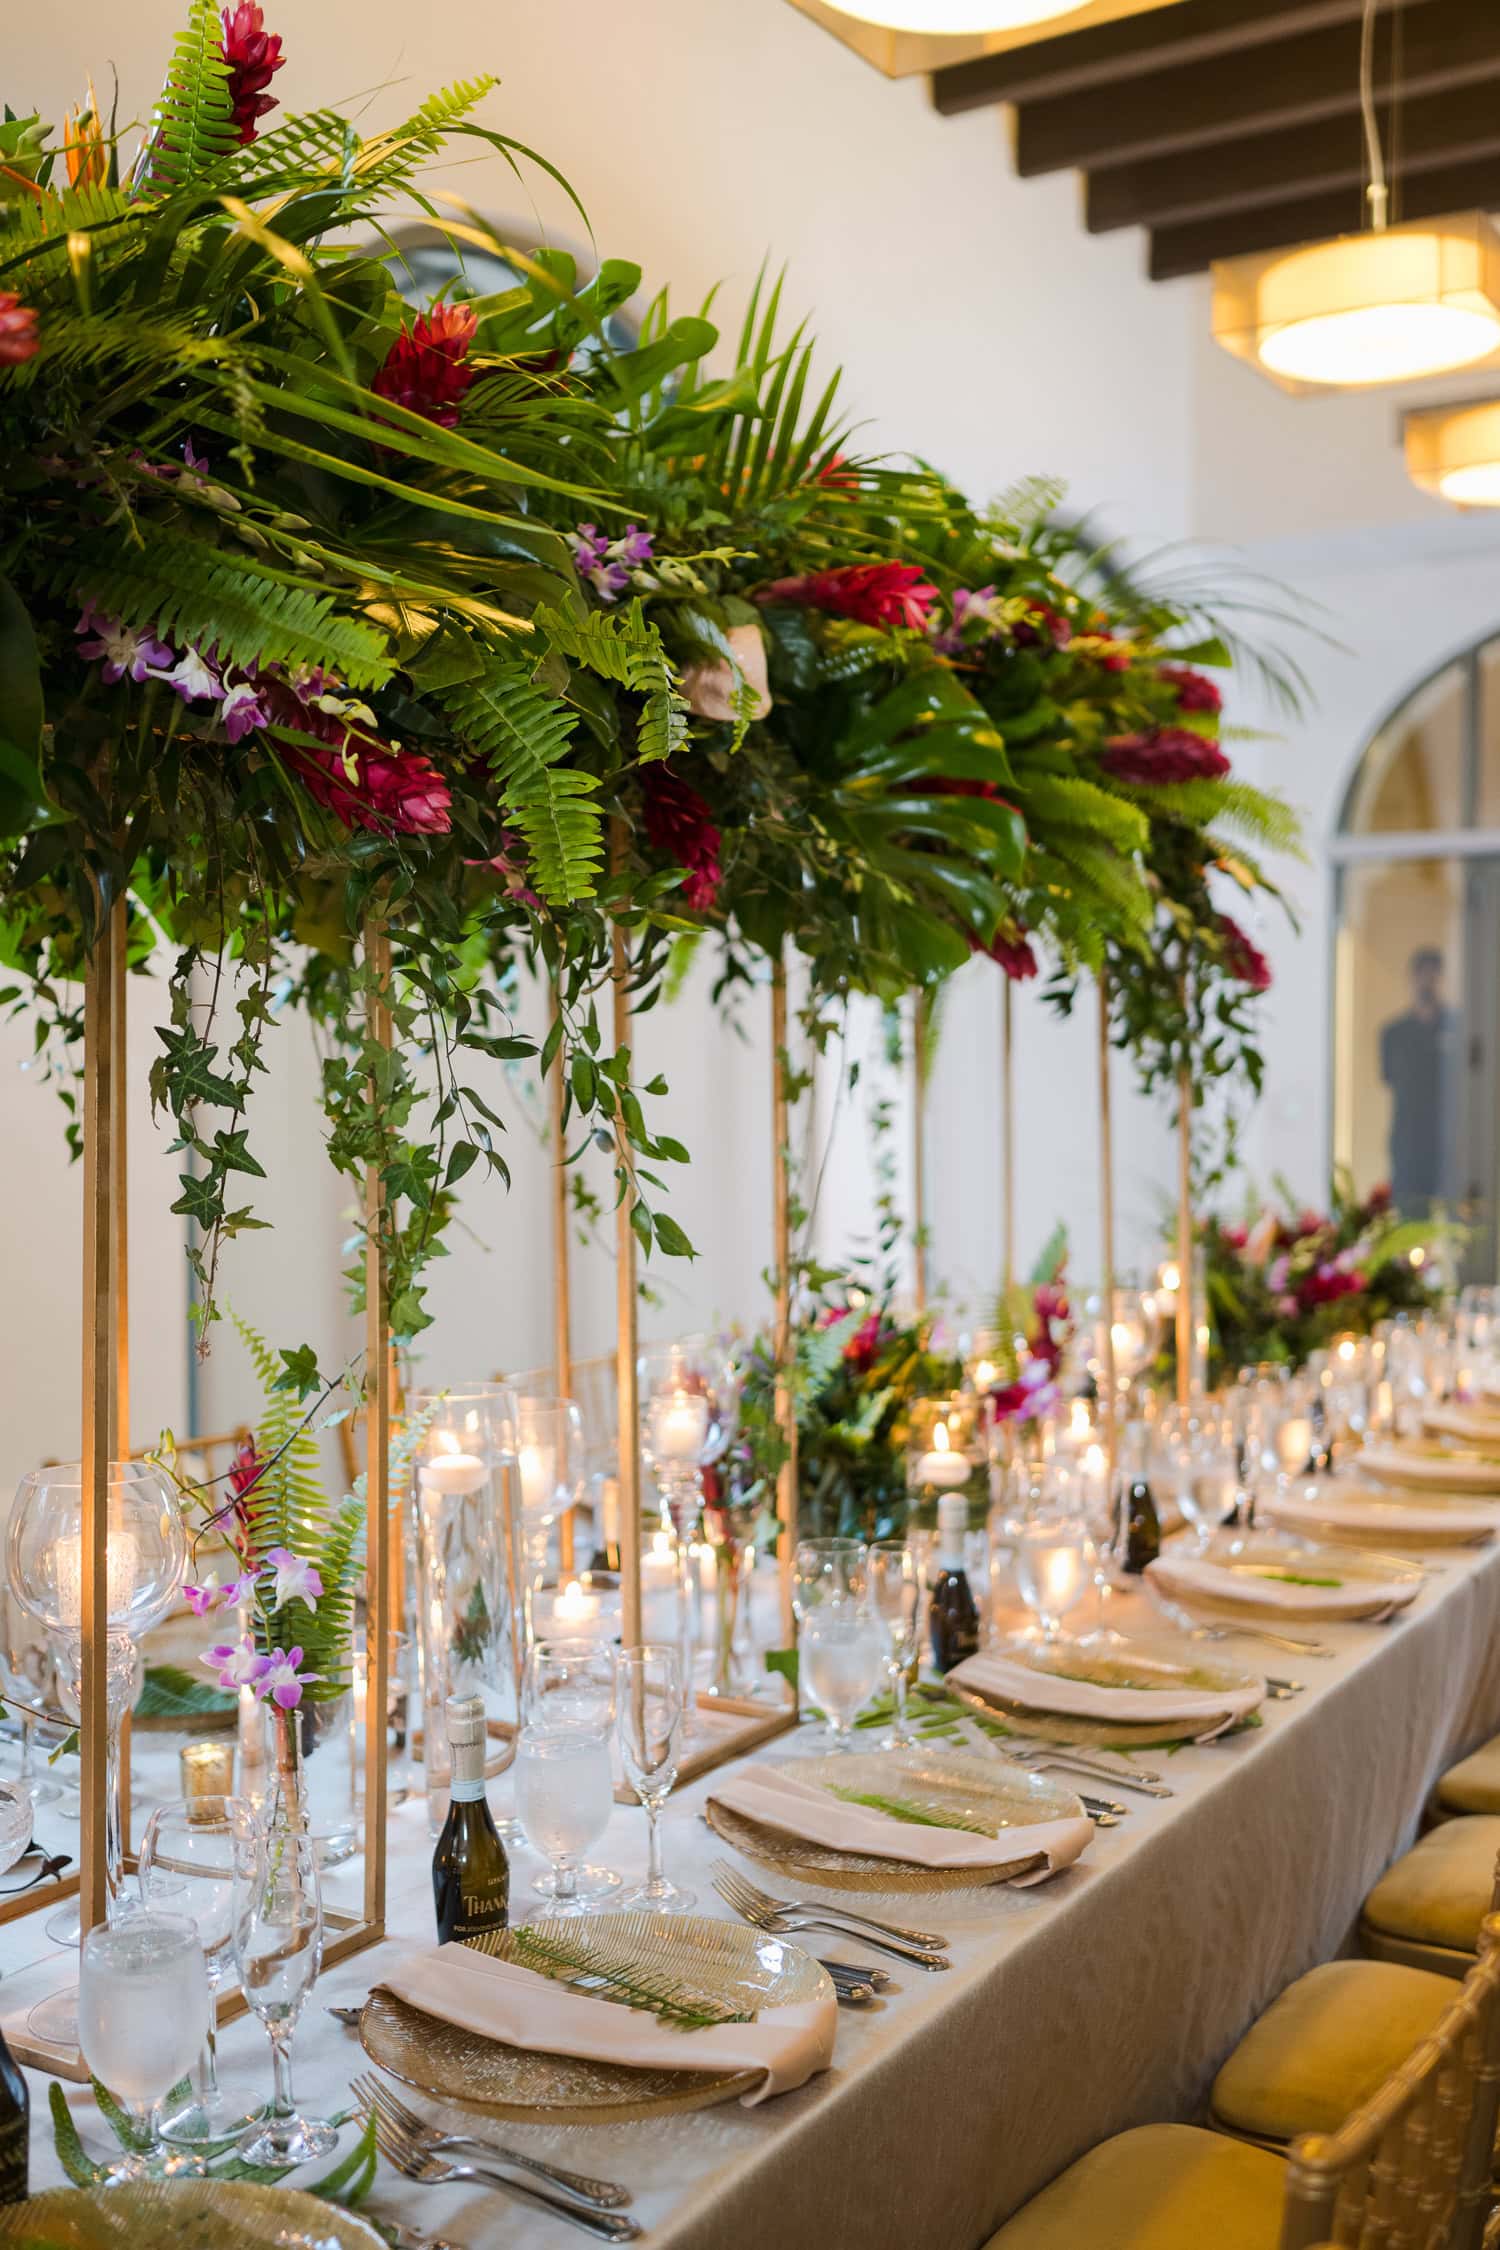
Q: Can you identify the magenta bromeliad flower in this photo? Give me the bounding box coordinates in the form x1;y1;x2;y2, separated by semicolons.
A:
640;764;722;912
1100;728;1231;785
1219;911;1273;993
371;303;478;432
265;1545;323;1612
220;3;286;146
759;560;938;634
1159;664;1223;716
0;293;39;365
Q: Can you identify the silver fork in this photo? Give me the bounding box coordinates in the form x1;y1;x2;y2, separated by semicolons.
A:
709;1862;950;1949
987;1738;1174;1799
360;2097;641;2242
353;2072;630;2210
711;1866;951;1970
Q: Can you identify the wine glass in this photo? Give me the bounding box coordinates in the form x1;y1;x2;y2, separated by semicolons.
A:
867;1542;922;1750
231;1805;334;2165
616;1645;694;1915
77;1915;209;2180
791;1537;867;1621
517;1639;616;1916
639;1337;742;1727
138;1796;260;2147
515;1395;589;1620
1180;1416;1241;1548
1014;1515;1094;1641
795;1550;882;1750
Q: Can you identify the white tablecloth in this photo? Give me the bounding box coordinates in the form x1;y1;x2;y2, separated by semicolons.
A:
18;1540;1500;2249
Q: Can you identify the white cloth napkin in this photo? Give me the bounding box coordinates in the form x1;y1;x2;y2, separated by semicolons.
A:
380;1939;836;2106
1147;1548;1416;1618
1424;1404;1500;1446
949;1649;1262;1728
1267;1481;1500;1543
708;1759;1091;1883
1359;1442;1500;1494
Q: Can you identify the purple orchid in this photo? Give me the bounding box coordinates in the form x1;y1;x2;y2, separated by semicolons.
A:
265;1546;324;1612
259;1645;322;1711
220;679;271;742
161;646;222;703
186;1566;261;1617
201;1636;269;1693
616;523;654;567
76;606;174;685
568;521;652;605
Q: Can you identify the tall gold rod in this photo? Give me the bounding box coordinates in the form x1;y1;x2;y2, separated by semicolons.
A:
109;894;132;1852
1097;971;1119;1492
912;989;929;1315
1177;1055;1194;1411
79;893;116;1940
770;953;798;1660
549;1022;575;1576
362;915;392;1934
610;827;642;1650
1001;976;1015;1296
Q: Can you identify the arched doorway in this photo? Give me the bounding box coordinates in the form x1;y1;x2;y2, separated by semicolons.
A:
1331;634;1500;1282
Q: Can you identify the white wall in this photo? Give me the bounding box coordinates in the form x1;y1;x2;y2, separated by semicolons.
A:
6;0;1499;1463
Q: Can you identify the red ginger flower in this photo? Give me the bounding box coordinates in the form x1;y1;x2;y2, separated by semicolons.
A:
842;1312;884;1371
372;304;479;432
1299;1264;1365;1310
1100;727;1231;785
1012;603;1072;651
220;4;285;145
759;561;938;633
265;681;452;836
1159;664;1223;716
640;764;722;912
1219;913;1272;993
0;294;39;365
977;927;1038;981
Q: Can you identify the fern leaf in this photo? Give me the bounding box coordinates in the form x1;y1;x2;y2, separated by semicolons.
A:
1141;778;1306;856
439;654;603;905
1018;772;1149;857
142;0;239;194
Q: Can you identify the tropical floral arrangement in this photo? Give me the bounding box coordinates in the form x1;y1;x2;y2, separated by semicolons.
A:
977;1226;1071;1430
1181;1175;1446;1382
737;1293;964;1542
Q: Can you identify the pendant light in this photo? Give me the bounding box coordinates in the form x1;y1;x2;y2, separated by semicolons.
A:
822;2;1079;28
1211;0;1500;391
1405;400;1500;509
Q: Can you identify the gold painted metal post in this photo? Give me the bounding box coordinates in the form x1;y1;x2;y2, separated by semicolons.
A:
361;916;392;1935
771;956;798;1658
912;990;929;1316
549;1028;576;1576
610;830;642;1652
1097;973;1118;1490
79;896;117;1943
1177;1058;1194;1411
109;895;133;1854
1001;977;1015;1297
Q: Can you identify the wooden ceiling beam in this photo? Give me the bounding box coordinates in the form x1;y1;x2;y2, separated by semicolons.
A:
1087;73;1500;234
931;0;1369;115
1015;0;1493;178
1147;153;1500;280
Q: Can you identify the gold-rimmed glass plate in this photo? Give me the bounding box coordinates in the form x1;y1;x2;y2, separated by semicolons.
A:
359;1910;829;2122
1359;1440;1500;1493
948;1634;1259;1748
1267;1480;1500;1548
1148;1532;1423;1621
0;2181;386;2247
705;1748;1082;1890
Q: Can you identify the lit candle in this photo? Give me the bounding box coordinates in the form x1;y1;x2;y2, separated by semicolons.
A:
642;1528;677;1587
600;1477;621;1552
53;1528;139;1629
518;1442;557;1523
179;1737;234;1807
419;1433;488;1498
651;1391;709;1465
554;1577;602;1628
914;1418;971;1490
1156;1260;1181;1301
971;1356;999;1392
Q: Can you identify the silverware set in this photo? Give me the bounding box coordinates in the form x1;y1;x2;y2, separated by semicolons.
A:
353;2070;640;2241
711;1861;952;1970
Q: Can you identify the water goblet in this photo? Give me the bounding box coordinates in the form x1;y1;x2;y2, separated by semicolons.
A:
232;1807;335;2165
138;1796;260;2147
616;1644;694;1914
867;1542;921;1749
798;1600;883;1750
792;1537;867;1621
1014;1514;1094;1641
77;1915;209;2181
519;1640;617;1914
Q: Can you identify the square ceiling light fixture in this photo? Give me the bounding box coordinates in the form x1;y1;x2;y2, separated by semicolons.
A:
1405;399;1500;510
1212;212;1500;394
782;0;1189;77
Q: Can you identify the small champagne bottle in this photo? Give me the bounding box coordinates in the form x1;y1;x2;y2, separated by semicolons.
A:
431;1694;510;1946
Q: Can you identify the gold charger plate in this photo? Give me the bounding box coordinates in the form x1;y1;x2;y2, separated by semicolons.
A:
0;2180;384;2247
1148;1533;1423;1622
360;1910;829;2123
1359;1441;1500;1495
1266;1480;1500;1550
947;1636;1257;1751
705;1748;1081;1890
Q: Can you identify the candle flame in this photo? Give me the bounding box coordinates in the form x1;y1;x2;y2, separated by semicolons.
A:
933;1419;950;1453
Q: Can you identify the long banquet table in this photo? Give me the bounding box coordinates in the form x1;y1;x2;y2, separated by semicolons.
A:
19;1542;1500;2249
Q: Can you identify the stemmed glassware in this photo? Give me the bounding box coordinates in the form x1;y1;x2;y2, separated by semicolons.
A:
639;1337;741;1729
232;1801;335;2165
516;1639;617;1917
1084;1282;1162;1415
793;1539;882;1749
138;1795;259;2147
1013;1514;1094;1641
1178;1413;1241;1548
616;1644;694;1915
515;1395;589;1626
867;1542;922;1749
77;1914;209;2181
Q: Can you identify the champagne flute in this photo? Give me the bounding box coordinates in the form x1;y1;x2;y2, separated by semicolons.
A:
138;1796;260;2147
232;1809;334;2165
867;1542;921;1749
77;1915;208;2181
616;1644;694;1914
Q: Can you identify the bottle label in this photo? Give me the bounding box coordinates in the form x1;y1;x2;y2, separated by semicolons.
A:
449;1775;486;1803
0;2116;27;2205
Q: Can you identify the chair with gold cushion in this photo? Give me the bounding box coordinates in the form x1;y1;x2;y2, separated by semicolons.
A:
1438;1736;1500;1819
1359;1818;1500;1974
980;1916;1500;2250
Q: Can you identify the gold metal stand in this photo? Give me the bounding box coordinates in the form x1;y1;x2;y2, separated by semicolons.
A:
610;830;642;1654
912;990;929;1315
549;1027;576;1576
356;914;392;1946
1176;1055;1194;1411
1001;977;1015;1296
1097;973;1118;1486
770;955;798;1662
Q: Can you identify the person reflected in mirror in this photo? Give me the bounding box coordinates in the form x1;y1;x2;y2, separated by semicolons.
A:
1380;945;1458;1220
